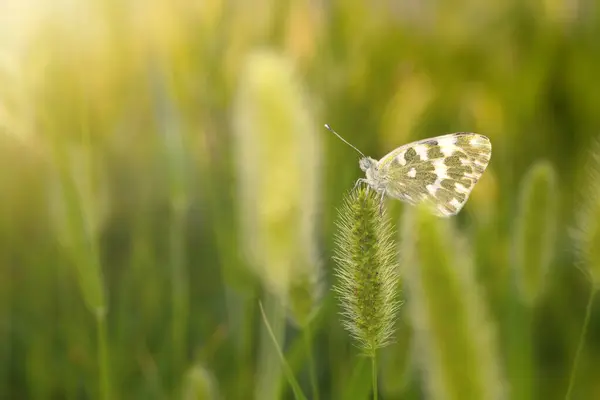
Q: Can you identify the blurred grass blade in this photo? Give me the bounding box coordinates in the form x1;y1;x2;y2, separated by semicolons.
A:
258;301;308;400
565;288;596;400
403;205;505;400
256;294;286;399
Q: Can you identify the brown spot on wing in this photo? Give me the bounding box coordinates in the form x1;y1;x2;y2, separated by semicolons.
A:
458;178;472;189
427;146;444;159
404;147;420;164
416;171;437;185
440;179;455;191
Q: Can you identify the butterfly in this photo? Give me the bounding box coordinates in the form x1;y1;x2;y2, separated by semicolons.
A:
325;124;491;217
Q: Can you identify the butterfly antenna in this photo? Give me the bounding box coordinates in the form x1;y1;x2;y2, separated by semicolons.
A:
324;124;366;157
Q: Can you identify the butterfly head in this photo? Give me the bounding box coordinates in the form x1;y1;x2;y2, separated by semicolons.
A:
359;157;377;172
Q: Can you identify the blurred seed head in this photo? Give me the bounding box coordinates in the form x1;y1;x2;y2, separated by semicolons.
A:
573;140;600;289
514;161;558;306
403;204;506;400
233;50;322;312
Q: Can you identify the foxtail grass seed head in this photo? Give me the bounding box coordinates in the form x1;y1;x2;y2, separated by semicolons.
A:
233;50;322;307
332;187;401;354
403;204;505;400
573;140;600;288
514;161;558;306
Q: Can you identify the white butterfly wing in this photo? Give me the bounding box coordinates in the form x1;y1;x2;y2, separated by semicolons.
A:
376;133;492;217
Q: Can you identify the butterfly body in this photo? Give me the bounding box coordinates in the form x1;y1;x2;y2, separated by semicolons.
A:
357;133;492;217
358;157;383;190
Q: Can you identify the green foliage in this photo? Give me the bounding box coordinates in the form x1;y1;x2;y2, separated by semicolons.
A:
1;0;600;399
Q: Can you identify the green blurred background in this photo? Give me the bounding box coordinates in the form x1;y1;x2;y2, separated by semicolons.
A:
1;0;600;399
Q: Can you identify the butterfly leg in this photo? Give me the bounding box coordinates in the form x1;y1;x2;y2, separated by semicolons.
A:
353;178;368;191
379;189;386;215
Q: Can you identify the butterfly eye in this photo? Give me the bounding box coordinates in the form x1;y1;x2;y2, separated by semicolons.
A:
359;158;371;171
